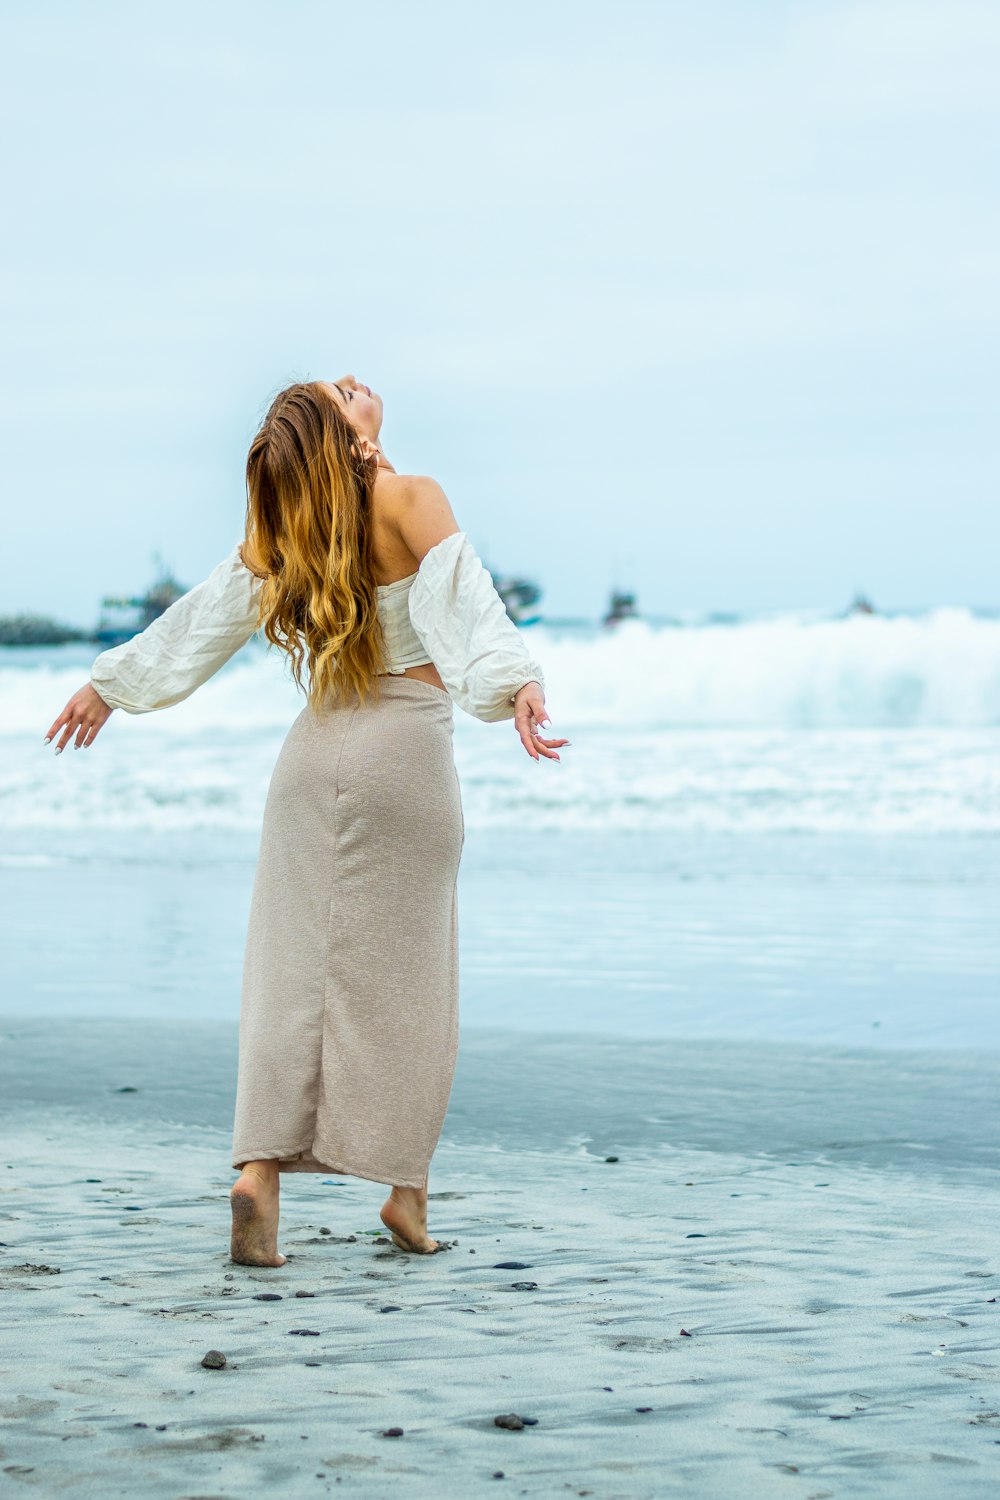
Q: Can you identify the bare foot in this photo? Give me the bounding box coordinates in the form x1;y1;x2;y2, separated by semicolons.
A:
230;1163;287;1267
379;1183;450;1254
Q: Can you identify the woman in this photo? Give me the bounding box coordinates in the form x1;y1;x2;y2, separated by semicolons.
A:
45;375;566;1267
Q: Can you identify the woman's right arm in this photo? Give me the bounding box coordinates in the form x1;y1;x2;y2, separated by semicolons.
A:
45;543;264;751
395;477;566;762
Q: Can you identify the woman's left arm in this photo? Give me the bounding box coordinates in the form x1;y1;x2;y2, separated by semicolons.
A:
45;543;263;751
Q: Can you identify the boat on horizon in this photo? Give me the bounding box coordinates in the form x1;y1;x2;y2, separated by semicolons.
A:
602;588;640;627
94;554;187;648
483;559;543;626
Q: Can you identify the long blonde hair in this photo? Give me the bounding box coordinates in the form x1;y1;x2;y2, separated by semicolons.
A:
241;380;388;711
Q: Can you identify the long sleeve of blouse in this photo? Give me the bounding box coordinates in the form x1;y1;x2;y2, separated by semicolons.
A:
406;531;545;722
88;531;545;722
89;544;262;713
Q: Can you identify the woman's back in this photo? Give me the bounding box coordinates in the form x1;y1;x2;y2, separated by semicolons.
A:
368;470;426;585
368;471;448;689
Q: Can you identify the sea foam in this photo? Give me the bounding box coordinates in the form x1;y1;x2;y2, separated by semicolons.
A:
5;611;1000;833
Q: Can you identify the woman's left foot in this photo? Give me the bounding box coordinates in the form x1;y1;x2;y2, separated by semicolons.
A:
230;1166;286;1267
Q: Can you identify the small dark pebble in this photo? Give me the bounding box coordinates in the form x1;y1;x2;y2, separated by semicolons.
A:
155;1425;166;1432
604;1156;619;1162
319;1228;332;1236
288;1329;321;1336
123;1207;144;1212
381;1426;404;1437
133;1422;148;1429
494;1414;524;1431
253;1293;283;1301
602;1387;613;1392
295;1290;316;1298
679;1328;692;1337
493;1472;505;1479
85;1178;102;1183
379;1305;402;1313
685;1233;706;1238
636;1406;653;1413
494;1262;531;1270
521;1417;538;1426
510;1281;538;1291
115;1086;139;1093
304;1361;321;1367
201;1350;227;1369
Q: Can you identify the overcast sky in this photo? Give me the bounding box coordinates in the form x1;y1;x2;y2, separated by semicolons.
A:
2;0;997;624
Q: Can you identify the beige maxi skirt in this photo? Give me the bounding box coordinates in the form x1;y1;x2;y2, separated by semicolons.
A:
231;675;464;1189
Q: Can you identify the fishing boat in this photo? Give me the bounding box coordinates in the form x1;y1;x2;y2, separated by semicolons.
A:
94;555;187;647
483;559;543;626
602;588;639;627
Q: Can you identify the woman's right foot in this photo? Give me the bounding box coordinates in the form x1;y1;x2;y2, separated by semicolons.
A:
379;1184;449;1254
230;1164;286;1267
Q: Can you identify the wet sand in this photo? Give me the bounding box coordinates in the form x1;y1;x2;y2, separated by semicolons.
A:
1;1020;998;1497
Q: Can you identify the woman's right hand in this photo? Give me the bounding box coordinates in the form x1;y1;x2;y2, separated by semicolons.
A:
513;681;569;763
45;683;115;753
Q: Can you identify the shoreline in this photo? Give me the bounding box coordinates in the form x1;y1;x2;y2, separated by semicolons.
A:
2;1016;998;1186
2;1021;998;1494
2;1094;998;1496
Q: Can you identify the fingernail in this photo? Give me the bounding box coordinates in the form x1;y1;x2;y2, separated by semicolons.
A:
55;746;63;755
43;735;52;744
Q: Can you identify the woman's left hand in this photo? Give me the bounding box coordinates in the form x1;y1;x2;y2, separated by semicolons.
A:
45;682;115;753
513;681;569;763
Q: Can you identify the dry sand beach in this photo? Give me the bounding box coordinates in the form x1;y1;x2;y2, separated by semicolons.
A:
2;1019;999;1499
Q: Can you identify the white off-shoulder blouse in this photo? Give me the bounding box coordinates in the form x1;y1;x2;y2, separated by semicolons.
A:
89;531;546;725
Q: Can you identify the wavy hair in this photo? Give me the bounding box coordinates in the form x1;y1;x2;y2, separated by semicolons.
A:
241;380;388;711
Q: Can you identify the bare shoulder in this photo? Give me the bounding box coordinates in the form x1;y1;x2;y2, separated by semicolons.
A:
380;471;452;514
379;472;461;563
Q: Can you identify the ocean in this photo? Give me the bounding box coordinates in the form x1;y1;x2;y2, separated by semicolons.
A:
3;609;999;1053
